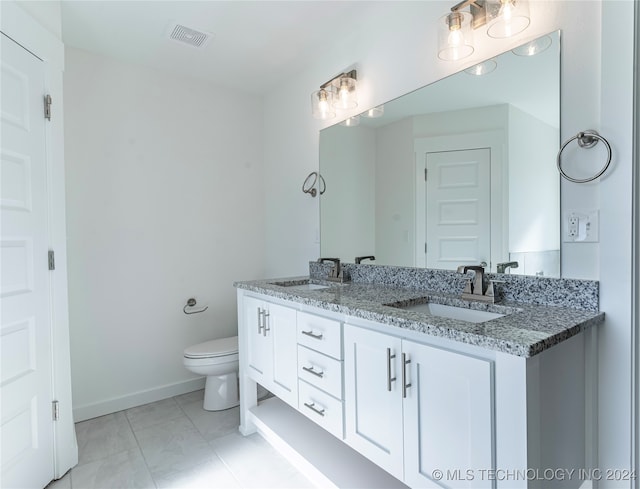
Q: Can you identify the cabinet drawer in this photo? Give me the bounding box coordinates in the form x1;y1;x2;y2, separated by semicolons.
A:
297;312;342;359
297;345;343;399
298;380;344;440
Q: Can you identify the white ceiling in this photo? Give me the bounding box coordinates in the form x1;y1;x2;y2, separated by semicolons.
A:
61;1;377;95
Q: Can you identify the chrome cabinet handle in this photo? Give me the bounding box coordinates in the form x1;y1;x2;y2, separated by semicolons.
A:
302;365;324;378
402;353;412;398
387;348;397;391
301;330;323;340
303;402;325;417
262;311;270;336
257;308;264;334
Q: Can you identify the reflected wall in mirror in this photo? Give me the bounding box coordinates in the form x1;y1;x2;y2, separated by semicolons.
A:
320;31;560;277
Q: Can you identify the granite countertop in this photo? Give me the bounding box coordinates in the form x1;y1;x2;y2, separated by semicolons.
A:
234;276;604;358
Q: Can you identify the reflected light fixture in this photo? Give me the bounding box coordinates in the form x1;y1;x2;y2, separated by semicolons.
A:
464;58;497;75
438;0;530;61
362;105;384;118
340;115;361;127
512;34;552;56
311;70;358;120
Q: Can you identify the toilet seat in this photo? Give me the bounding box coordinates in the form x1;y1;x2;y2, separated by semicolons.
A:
184;336;238;359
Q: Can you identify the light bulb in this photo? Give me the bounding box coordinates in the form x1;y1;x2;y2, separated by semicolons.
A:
448;28;464;47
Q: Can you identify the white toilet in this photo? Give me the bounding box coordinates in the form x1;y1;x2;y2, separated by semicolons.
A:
183;336;239;411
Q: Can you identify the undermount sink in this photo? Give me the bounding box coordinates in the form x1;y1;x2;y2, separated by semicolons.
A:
269;280;330;291
397;302;505;324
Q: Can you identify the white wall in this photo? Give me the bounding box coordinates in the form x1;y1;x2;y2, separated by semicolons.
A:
64;47;265;420
262;1;635;485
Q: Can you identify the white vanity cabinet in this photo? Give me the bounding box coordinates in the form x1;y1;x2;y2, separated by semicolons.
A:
242;296;298;407
344;324;493;486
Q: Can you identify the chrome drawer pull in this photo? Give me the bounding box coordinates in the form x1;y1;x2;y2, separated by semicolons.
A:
302;365;324;378
402;353;412;399
303;402;325;417
302;330;323;340
387;348;397;391
257;308;264;334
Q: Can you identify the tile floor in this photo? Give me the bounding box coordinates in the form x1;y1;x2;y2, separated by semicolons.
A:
47;390;314;489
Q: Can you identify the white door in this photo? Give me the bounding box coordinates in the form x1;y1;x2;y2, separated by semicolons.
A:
402;340;493;489
268;303;297;407
344;325;404;480
1;34;55;489
423;148;491;270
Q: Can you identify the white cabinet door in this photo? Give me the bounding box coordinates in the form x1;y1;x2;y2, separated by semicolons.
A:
244;296;271;385
402;340;493;489
344;324;404;480
268;303;298;407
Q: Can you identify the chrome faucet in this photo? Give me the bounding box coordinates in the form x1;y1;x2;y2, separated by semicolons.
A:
317;257;347;282
497;261;519;274
355;255;375;264
457;265;497;303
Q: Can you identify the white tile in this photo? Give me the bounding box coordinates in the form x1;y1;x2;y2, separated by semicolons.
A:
174;389;204;407
211;432;314;489
70;448;155;489
45;472;71;489
75;412;138;465
181;401;240;441
153;457;241;489
135;415;216;479
126;397;185;432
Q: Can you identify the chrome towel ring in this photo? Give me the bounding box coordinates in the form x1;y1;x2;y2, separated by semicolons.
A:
183;297;208;315
302;171;326;197
557;130;612;183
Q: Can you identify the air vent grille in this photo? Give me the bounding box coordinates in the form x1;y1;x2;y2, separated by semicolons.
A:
168;24;211;48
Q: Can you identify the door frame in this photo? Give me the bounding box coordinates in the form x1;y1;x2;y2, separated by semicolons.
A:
1;1;77;479
414;130;506;271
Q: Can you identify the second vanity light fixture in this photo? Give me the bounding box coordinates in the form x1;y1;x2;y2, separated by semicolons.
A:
311;70;358;120
438;0;530;61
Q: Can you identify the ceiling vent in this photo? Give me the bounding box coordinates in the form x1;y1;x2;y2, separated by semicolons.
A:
168;24;212;48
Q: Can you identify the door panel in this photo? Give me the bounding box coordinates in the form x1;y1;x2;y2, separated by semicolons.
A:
403;340;494;489
425;148;491;270
269;303;298;406
344;325;404;480
1;34;54;489
243;296;270;384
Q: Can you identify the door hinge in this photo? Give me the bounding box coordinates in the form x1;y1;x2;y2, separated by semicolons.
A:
424;168;427;181
52;400;59;421
48;250;55;270
44;94;52;121
425;242;427;253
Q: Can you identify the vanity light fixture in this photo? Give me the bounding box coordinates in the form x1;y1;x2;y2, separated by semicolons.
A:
311;70;358;120
438;0;530;61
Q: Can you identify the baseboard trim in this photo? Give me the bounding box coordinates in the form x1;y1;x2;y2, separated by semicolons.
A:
72;377;206;422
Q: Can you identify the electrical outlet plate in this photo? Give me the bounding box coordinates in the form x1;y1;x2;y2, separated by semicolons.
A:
563;210;599;243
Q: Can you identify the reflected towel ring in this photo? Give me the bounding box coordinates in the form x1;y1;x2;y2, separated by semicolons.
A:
302;171;326;197
557;130;612;183
183;298;208;315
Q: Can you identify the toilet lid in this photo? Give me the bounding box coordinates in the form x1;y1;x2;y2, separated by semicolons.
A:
184;336;238;359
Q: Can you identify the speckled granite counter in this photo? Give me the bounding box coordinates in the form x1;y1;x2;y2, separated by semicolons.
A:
234;271;604;358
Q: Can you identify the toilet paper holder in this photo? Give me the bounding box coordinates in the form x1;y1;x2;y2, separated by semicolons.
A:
183;298;208;315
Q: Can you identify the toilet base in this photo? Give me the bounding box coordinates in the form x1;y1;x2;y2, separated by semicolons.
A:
203;371;239;411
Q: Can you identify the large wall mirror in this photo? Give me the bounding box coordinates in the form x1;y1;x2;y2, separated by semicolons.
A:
320;31;560;277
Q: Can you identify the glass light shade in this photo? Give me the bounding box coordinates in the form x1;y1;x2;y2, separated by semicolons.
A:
486;0;530;39
340;115;360;127
362;105;385;118
332;75;358;109
311;89;336;120
464;58;497;76
438;11;474;61
512;35;552;56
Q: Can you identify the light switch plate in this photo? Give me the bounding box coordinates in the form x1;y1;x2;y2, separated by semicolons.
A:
563;210;599;242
